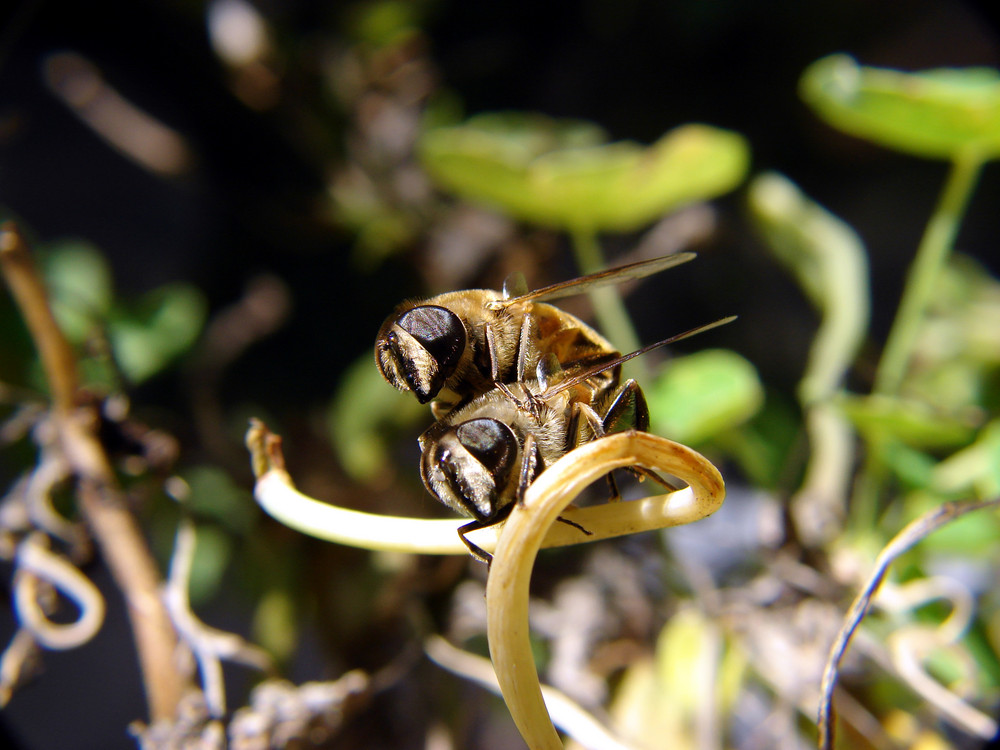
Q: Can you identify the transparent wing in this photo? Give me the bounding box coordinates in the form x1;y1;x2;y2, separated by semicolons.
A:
539;316;737;400
502;252;697;306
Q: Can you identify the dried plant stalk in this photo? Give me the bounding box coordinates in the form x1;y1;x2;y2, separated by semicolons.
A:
486;431;725;750
1;222;184;720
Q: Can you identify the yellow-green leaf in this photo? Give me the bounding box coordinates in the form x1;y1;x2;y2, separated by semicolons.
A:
647;349;763;445
800;54;1000;160
419;113;749;232
838;393;979;449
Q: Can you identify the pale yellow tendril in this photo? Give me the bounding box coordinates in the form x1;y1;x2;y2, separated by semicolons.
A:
486;431;724;749
247;422;725;749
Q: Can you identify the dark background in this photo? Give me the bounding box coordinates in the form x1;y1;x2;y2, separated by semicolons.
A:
3;1;999;396
1;1;999;747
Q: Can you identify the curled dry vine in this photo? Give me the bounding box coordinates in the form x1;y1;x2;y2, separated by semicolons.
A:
0;221;184;720
247;419;726;748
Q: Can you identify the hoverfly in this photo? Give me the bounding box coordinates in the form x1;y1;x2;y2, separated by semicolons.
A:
417;317;736;562
375;253;696;415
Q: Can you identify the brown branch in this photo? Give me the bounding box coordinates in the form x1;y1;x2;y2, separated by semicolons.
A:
0;222;78;413
1;222;185;721
75;477;185;720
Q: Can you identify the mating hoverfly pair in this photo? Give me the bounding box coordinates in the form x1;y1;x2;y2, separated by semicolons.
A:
375;253;733;562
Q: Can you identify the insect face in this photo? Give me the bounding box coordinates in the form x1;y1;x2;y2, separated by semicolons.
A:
420;417;521;522
374;253;698;412
375;304;467;403
416;317;736;561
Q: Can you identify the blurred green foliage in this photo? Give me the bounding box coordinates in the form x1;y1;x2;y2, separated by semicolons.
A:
419;113;749;232
329;353;426;483
608;608;747;747
41;239;206;388
646;349;763;445
801;54;1000;160
748;172;869;405
5;9;1000;744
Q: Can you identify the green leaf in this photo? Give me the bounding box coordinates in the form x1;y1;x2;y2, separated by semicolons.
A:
879;441;938;491
800;54;1000;160
715;391;799;489
109;283;206;383
329;354;426;482
647;349;763;445
748;173;870;404
185;524;234;605
42;241;114;342
182;465;256;534
838;393;979;449
345;0;423;48
252;588;298;664
932;419;1000;499
419;113;749;232
904;254;1000;412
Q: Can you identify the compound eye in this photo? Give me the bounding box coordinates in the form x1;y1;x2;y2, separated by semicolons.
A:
397;306;466;384
456;418;518;487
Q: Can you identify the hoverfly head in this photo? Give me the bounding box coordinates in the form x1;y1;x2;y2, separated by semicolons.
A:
421;417;519;522
375;305;467;403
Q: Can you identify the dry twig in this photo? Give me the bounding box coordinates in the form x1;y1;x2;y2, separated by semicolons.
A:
818;497;1000;749
0;221;185;720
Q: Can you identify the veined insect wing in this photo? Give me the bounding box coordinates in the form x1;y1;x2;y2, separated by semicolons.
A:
501;271;529;300
503;251;697;306
535;352;563;391
541;316;738;400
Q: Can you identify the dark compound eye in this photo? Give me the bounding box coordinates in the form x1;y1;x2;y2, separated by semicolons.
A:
456;418;518;485
397;306;466;382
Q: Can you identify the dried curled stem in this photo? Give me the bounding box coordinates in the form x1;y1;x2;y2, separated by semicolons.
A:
14;532;105;649
818;496;1000;750
163;519;275;718
1;222;184;720
0;223;78;413
247;421;725;748
247;420;724;557
486;431;725;750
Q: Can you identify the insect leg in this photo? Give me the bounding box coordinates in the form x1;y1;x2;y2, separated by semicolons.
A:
567;400;606;448
555;515;593;536
564;400;617;502
483;320;529;407
628;465;684;492
598;380;681;491
515;312;533;383
515;432;541;507
458;518;495;566
485;322;500;383
599;379;649;434
605;471;622;503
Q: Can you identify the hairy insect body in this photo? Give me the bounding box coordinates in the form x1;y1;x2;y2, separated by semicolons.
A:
419;383;566;521
375;254;698;414
374;252;733;562
418;372;652;562
376;289;619;414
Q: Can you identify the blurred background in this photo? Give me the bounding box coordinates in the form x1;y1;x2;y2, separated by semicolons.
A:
1;1;1000;748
